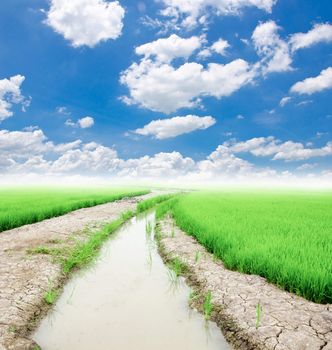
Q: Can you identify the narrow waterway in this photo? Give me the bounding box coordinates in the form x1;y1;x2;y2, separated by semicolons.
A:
33;212;230;350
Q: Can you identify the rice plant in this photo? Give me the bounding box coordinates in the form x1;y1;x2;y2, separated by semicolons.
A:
167;191;332;303
203;291;213;320
0;187;149;232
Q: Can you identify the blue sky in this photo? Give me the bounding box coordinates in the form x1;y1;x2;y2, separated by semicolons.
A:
0;0;331;184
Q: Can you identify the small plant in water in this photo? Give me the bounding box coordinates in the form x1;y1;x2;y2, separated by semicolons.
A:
170;257;186;277
203;291;213;320
145;221;152;236
171;228;175;238
256;301;262;329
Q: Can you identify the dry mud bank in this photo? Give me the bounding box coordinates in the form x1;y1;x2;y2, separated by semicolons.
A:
0;192;159;350
157;217;332;350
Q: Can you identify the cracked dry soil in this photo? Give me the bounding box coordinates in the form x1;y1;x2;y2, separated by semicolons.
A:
158;217;332;350
0;192;157;350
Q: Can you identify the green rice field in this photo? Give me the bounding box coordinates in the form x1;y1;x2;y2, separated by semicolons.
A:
0;187;149;232
164;191;332;303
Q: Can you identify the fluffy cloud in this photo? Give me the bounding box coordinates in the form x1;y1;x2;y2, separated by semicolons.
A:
211;38;230;55
289;23;332;52
133;115;216;139
226;136;332;161
159;0;276;28
45;0;125;47
65;116;95;128
252;21;292;74
78;116;95;128
290;67;332;95
0;129;81;163
1;128;331;182
198;38;230;58
120;55;255;113
135;34;202;63
0;75;28;121
197;145;253;176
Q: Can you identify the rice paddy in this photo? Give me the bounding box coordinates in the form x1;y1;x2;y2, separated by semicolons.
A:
0;187;149;232
162;191;332;303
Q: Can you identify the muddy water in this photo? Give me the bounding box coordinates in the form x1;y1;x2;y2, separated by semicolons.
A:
33;213;230;350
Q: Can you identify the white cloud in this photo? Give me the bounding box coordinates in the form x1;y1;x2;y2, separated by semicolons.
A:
78;116;95;128
133;115;216;139
45;0;125;48
197;145;253;176
211;38;230;55
159;0;276;28
56;106;70;115
226;136;332;161
120;57;255;113
0;75;27;121
135;34;202;63
297;163;317;171
289;23;332;52
0;128;81;163
290;67;332;95
66;116;95;128
279;96;291;107
1;128;332;185
198;38;230;58
252;21;292;74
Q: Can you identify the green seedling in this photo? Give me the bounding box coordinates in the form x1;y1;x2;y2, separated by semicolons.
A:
44;288;58;305
203;291;213;320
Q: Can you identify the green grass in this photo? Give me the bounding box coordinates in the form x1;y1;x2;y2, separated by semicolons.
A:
62;210;135;273
137;193;178;214
165;191;332;304
44;288;58;305
203;291;213;320
0;187;149;232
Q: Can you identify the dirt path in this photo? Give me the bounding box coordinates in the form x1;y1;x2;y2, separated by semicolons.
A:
0;192;160;350
158;217;332;350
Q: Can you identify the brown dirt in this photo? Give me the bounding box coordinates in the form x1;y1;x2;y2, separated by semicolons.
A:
0;192;161;350
157;217;332;350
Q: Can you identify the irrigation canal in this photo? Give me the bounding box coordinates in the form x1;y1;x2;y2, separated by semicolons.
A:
33;212;230;349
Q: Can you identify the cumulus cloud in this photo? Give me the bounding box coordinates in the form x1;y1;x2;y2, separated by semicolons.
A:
198;38;230;58
133;115;216;139
289;23;332;52
225;136;332;161
135;34;203;63
78;116;95;128
1;128;331;184
0;75;28;121
0;128;81;163
120;56;255;113
290;67;332;95
65;116;95;128
252;21;292;74
159;0;276;28
45;0;125;48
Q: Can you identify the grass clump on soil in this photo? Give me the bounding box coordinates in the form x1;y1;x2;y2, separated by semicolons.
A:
0;187;149;232
166;191;332;304
203;291;213;320
136;193;178;214
169;257;187;277
61;193;175;274
44;288;58;305
62;210;134;273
